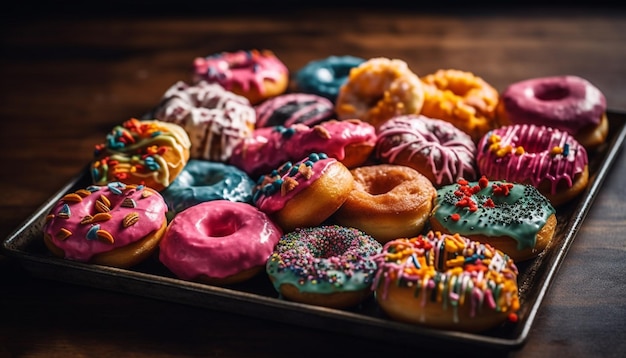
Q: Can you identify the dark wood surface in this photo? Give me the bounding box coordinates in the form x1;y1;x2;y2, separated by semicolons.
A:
2;5;626;358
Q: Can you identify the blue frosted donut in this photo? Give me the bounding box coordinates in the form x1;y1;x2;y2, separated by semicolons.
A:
294;55;365;102
160;159;255;215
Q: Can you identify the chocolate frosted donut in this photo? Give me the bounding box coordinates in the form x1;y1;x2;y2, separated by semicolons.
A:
255;93;334;128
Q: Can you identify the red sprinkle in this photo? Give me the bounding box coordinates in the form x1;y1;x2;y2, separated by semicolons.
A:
450;213;461;221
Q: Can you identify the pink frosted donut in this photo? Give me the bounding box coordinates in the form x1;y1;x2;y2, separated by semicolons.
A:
192;49;289;105
153;81;256;162
255;93;334;128
158;200;282;285
229;119;377;179
497;75;608;149
477;123;589;206
43;182;168;268
253;153;354;232
375;114;478;186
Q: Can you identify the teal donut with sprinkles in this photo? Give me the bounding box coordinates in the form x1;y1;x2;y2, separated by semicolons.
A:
429;176;557;262
294;55;365;102
266;225;382;308
160;159;255;216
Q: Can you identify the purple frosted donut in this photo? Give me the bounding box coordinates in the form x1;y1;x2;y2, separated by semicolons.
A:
255;93;334;128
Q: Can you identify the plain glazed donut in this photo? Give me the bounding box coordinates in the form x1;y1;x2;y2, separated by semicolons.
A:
335;57;425;130
192;49;289;105
429;176;557;262
293;55;365;102
375;114;478;186
476;123;589;207
333;164;436;244
266;225;382;308
159;200;282;285
91;118;191;192
253;153;354;233
496;75;609;150
254;93;334;128
153;80;256;162
43;182;168;268
160;159;255;216
229;119;377;179
420;69;500;142
372;231;520;333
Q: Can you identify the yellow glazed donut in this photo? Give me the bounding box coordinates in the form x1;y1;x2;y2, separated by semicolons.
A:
335;57;425;130
372;231;521;333
333;164;436;244
420;69;500;142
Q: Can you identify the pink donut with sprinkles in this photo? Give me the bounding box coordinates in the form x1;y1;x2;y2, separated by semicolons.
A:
159;200;282;285
497;75;608;149
477;123;589;206
193;49;289;105
43;182;168;268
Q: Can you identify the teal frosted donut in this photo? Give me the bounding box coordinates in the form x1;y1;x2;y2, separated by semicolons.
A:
266;225;382;308
160;159;255;215
294;55;365;102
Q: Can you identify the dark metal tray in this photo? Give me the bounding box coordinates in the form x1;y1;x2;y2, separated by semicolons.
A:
3;111;626;353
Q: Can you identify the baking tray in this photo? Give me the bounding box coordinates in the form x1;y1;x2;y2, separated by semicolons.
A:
3;110;626;353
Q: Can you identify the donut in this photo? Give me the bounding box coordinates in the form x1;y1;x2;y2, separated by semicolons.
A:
160;159;255;216
335;57;425;130
153;81;256;162
429;176;557;262
375;114;478;186
496;75;609;150
266;225;382;308
91;118;191;192
476;123;589;206
159;200;282;285
333;164;436;244
293;55;365;102
420;69;500;142
192;49;289;105
253;153;354;233
254;93;334;128
43;182;168;268
229;119;377;179
371;231;520;333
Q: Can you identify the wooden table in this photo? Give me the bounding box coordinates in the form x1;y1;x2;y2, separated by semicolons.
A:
1;5;625;357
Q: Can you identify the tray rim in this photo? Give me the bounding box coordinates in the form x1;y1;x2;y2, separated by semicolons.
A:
3;110;626;353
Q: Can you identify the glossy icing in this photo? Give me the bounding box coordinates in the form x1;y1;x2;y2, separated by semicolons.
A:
294;55;365;102
431;177;555;250
91;118;191;191
160;159;255;215
193;49;288;97
376;114;477;186
253;153;333;214
153;80;256;162
43;182;167;262
159;200;282;281
255;93;334;128
266;225;382;295
477;123;588;195
372;231;520;322
499;75;606;134
229;119;376;179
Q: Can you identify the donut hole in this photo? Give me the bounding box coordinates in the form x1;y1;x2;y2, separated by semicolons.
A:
206;216;241;237
534;85;569;101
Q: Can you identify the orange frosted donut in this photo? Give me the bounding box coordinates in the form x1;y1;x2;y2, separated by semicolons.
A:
192;49;289;105
333;164;436;244
253;153;354;233
372;231;521;333
91;118;191;192
420;69;499;142
43;182;168;268
335;57;425;130
153;81;256;162
159;200;282;286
